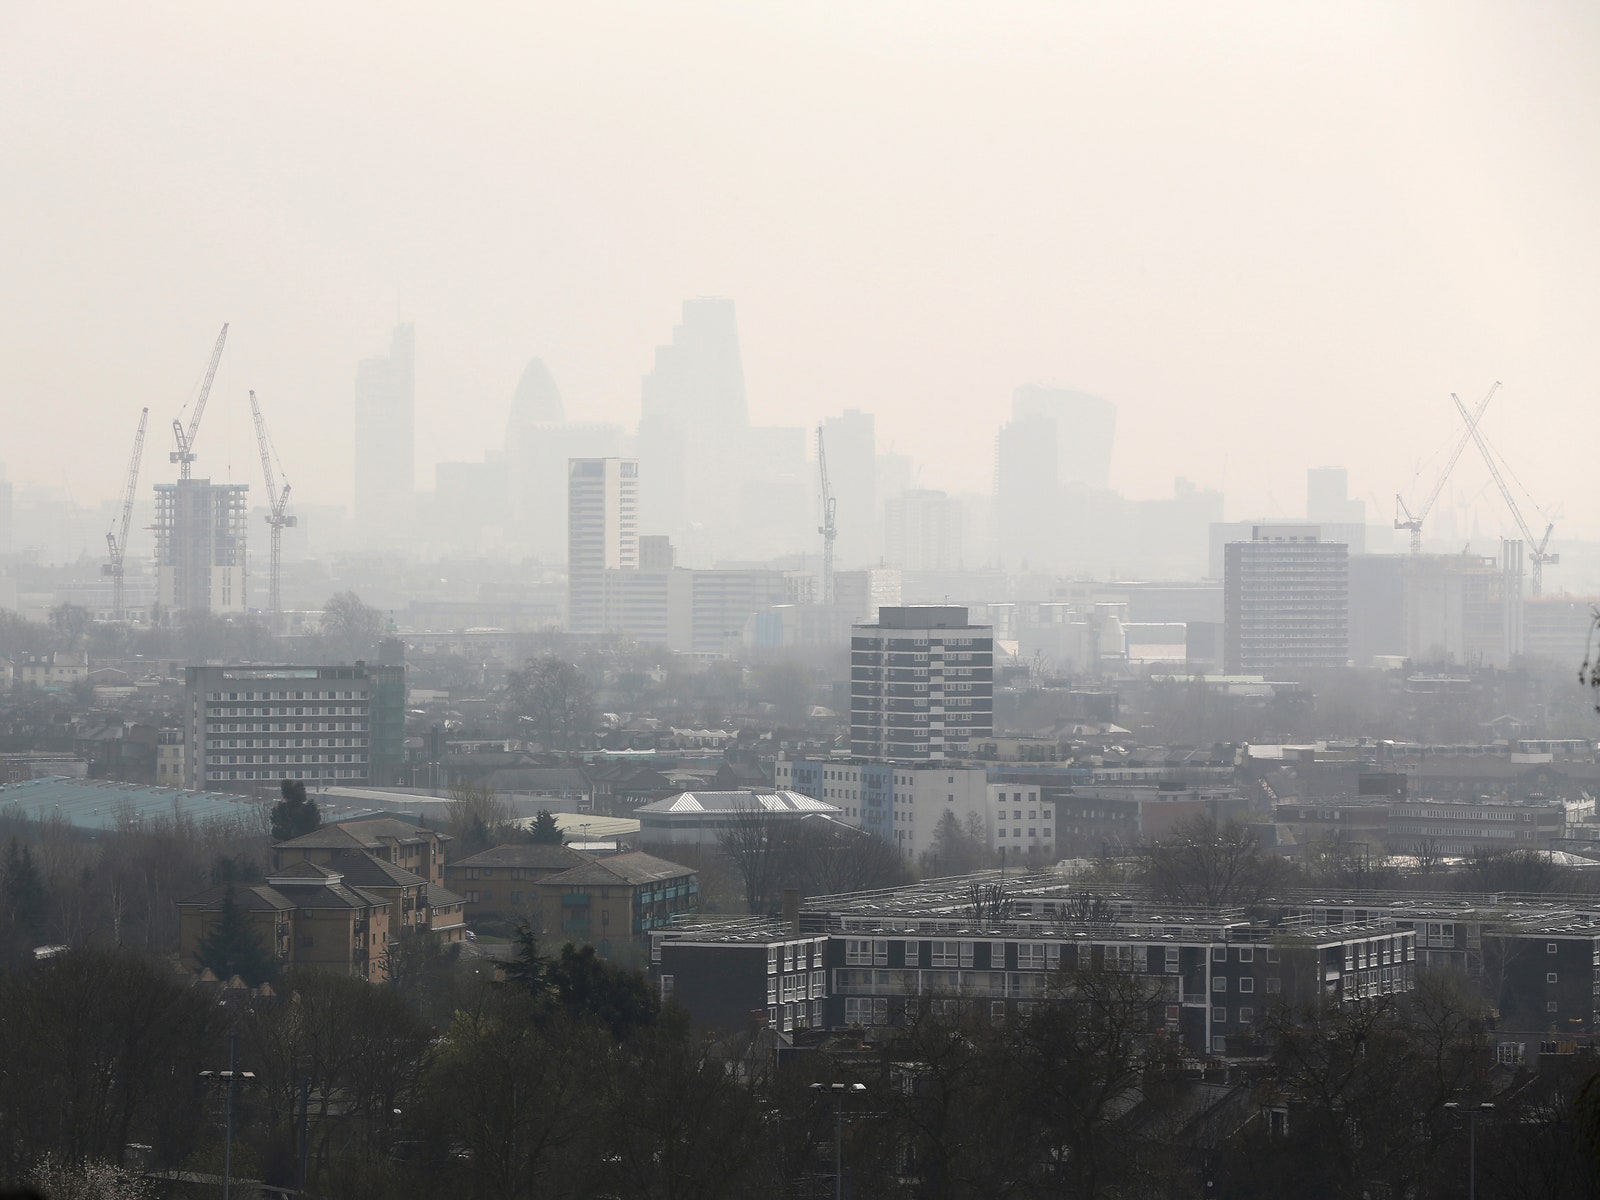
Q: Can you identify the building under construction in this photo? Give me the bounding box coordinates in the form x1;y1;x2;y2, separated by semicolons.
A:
152;479;248;615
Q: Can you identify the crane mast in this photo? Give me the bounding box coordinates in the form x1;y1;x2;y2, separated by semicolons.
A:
817;425;837;606
170;323;229;479
1450;390;1558;595
248;390;296;628
1395;381;1500;554
104;408;149;623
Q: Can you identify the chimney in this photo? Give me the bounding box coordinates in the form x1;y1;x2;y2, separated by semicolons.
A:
782;888;801;935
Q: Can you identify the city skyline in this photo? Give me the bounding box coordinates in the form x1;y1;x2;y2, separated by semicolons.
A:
1;2;1595;546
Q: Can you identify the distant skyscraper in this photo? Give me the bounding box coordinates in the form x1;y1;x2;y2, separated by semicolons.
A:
1223;524;1348;675
501;356;626;560
0;460;11;557
993;410;1060;568
353;323;415;535
850;606;994;762
153;480;248;615
1012;385;1117;490
821;408;878;567
568;458;639;633
885;489;963;571
1306;467;1366;526
637;298;756;558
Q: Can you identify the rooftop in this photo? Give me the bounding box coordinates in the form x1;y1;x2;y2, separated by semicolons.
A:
0;775;259;832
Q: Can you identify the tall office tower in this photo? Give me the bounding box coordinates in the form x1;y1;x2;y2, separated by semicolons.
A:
1012;384;1117;490
353;323;415;536
850;606;994;762
568;458;639;633
885;489;963;571
637;298;748;553
821;408;878;566
1223;524;1349;675
153;480;248;615
993;410;1060;568
1307;467;1365;526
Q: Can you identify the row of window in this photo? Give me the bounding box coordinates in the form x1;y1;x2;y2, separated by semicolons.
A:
208;690;363;701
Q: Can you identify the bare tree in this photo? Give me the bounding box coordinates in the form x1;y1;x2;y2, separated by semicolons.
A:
1145;813;1288;907
718;805;795;915
506;656;595;749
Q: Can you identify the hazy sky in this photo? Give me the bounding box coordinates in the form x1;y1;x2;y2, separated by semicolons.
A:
3;1;1596;543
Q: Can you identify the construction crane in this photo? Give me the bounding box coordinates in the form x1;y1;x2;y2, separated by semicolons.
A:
1394;381;1500;554
817;425;837;606
170;323;229;479
103;408;149;623
1450;390;1558;595
248;390;296;628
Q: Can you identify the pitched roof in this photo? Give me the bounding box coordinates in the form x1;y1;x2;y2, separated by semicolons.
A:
449;842;589;870
427;884;467;908
274;825;372;851
633;789;840;816
327;852;427;889
540;851;695;888
334;816;447;844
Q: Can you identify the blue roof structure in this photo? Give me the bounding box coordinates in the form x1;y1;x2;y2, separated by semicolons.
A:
0;776;260;832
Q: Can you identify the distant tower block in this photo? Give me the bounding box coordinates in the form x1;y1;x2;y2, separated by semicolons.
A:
153;480;249;615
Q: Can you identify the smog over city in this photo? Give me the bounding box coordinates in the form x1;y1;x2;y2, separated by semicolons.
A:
3;4;1600;1199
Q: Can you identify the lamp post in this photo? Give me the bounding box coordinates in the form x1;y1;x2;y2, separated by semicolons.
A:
1443;1101;1494;1200
200;1033;255;1200
810;1082;866;1200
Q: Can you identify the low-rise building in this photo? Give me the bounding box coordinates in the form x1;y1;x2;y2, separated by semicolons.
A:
529;851;699;955
633;789;842;847
178;861;392;982
443;842;590;924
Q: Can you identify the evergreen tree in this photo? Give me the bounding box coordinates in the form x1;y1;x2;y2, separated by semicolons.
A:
270;777;321;842
549;943;659;1041
196;884;276;984
529;810;564;845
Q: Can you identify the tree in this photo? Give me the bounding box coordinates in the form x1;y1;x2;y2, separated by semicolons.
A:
548;943;659;1041
528;810;564;845
1145;813;1288;907
195;884;277;985
445;780;516;859
2;836;46;940
506;656;595;748
270;778;321;842
48;602;92;651
919;808;994;877
718;805;796;915
321;591;387;662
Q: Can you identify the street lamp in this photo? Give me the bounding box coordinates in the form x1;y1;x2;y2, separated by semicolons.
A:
1443;1101;1494;1200
200;1034;255;1200
810;1082;866;1200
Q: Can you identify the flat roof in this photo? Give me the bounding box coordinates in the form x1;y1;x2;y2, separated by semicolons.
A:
0;775;261;831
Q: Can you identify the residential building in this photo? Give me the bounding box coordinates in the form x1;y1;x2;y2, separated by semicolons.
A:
1056;785;1250;855
1222;525;1349;675
14;651;88;691
273;816;452;889
527;851;699;955
183;662;406;790
178;861;392;982
1403;550;1518;668
353;323;415;537
568;457;639;633
774;757;1048;862
849;605;994;762
152;480;248;614
885;489;963;572
443;842;590;924
1482;924;1600;1033
652;879;1416;1057
155;728;185;786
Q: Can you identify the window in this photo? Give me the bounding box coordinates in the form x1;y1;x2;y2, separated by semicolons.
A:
1547;973;1558;984
1266;947;1279;963
1212;947;1227;962
1018;943;1047;971
1212;1006;1227;1024
960;942;975;968
1266;978;1281;994
932;941;959;968
1212;977;1227;992
1165;947;1180;973
1548;1001;1559;1013
1239;1007;1254;1024
1238;947;1254;963
660;975;674;999
1548;943;1559;954
1239;977;1255;993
